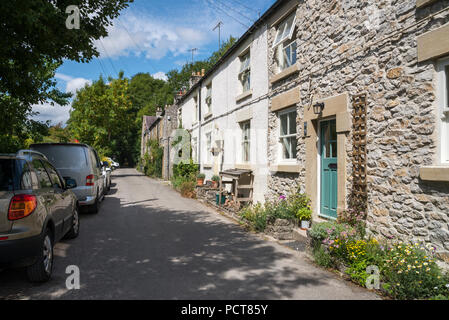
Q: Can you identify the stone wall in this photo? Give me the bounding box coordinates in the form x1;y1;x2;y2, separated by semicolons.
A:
162;104;179;180
266;0;449;261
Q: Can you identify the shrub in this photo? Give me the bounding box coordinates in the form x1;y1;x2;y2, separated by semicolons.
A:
313;245;335;268
143;139;163;178
309;221;356;244
211;175;220;182
381;242;449;300
173;160;198;179
180;180;196;198
239;203;267;232
197;173;205;179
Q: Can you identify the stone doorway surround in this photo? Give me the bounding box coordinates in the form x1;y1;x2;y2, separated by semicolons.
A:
303;92;351;220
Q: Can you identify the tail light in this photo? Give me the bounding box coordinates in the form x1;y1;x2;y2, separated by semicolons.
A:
86;174;94;186
8;194;37;221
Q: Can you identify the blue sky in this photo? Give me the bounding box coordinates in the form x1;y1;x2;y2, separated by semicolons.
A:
32;0;276;125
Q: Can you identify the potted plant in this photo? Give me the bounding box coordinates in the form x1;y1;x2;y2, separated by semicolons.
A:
211;175;220;188
297;206;312;230
197;173;205;186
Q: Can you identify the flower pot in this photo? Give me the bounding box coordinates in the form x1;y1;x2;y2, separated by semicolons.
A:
197;178;204;186
212;181;218;188
300;220;310;230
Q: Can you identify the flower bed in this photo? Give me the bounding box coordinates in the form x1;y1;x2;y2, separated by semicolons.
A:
309;220;449;300
237;186;311;235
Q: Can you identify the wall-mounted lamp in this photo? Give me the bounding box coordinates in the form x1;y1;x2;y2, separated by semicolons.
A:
313;102;325;115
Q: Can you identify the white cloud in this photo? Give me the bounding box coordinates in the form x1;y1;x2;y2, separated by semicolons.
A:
55;73;92;94
152;72;168;81
31;102;71;126
94;4;246;62
66;78;92;95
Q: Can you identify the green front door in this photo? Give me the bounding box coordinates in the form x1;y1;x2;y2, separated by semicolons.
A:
320;119;338;219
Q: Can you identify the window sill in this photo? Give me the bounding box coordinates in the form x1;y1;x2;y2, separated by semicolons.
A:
419;166;449;182
203;164;213;169
269;63;300;84
269;163;300;173
236;90;253;102
204;112;213;120
192;121;198;126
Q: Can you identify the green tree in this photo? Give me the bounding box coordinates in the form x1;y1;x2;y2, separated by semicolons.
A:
0;0;132;152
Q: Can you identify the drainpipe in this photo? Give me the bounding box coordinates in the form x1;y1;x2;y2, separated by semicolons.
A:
198;81;202;169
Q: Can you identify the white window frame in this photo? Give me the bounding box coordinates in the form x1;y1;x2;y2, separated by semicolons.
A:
278;107;297;162
205;132;212;164
205;84;212;115
194;95;198;122
282;39;297;70
192;137;198;162
272;13;296;48
241;120;251;163
239;52;251;93
437;57;449;164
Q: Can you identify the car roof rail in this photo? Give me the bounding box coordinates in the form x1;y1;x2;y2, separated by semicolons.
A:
16;149;48;160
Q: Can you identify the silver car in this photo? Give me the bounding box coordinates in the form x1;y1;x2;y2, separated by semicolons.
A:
0;150;79;282
30;143;104;213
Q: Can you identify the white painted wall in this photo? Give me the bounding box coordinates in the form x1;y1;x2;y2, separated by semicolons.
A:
180;23;269;203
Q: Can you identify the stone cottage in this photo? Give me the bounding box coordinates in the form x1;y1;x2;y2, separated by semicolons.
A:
265;0;449;261
141;104;179;180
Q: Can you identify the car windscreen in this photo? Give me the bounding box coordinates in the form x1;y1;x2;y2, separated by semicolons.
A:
0;159;31;191
31;145;88;169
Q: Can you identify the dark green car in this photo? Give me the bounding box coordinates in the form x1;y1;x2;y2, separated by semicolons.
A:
0;150;80;282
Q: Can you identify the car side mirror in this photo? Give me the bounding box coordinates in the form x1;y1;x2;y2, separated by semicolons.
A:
64;178;77;189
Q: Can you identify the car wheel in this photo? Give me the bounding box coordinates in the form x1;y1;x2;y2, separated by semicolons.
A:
26;229;54;283
65;207;80;239
90;192;99;214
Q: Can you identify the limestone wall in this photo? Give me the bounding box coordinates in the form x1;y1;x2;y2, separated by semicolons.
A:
266;0;449;260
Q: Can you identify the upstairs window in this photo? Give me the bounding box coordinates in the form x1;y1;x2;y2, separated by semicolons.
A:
279;108;297;160
205;84;212;115
239;52;251;93
438;57;449;164
273;12;297;72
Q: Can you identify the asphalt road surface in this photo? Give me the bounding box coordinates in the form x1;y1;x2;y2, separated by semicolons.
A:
0;168;379;300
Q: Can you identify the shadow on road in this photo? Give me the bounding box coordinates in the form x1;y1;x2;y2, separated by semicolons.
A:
0;180;341;300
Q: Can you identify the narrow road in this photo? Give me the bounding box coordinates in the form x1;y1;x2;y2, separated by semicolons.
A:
0;168;379;300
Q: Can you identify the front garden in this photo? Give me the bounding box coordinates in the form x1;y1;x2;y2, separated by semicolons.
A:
236;187;449;300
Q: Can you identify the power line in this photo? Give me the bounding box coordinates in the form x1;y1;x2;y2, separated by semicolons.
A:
205;0;250;29
226;0;260;16
116;17;159;74
215;0;255;24
95;57;109;79
98;38;118;77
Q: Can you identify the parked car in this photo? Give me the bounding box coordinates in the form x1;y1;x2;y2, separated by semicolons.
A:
111;160;120;169
0;150;79;282
30;143;104;213
101;161;111;193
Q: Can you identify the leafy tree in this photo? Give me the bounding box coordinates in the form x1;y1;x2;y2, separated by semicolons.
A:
68;72;135;165
0;0;132;152
43;123;72;143
0;0;132;107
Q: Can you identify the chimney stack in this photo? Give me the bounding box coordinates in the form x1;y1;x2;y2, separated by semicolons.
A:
156;107;163;118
